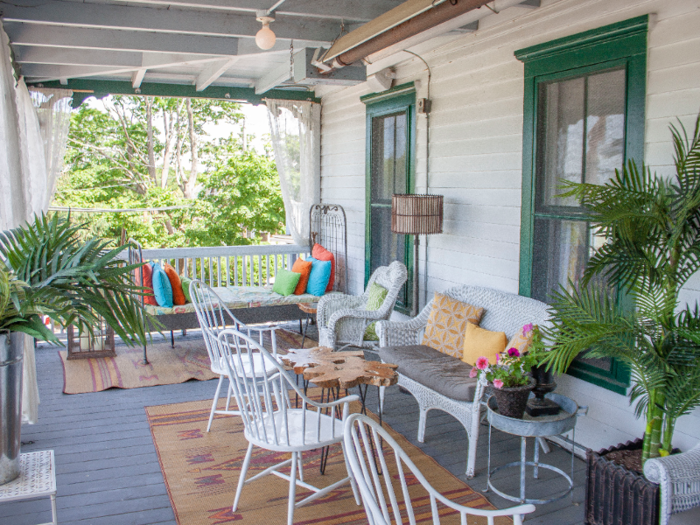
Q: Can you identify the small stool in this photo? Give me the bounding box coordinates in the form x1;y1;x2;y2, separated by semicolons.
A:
297;302;318;347
0;450;57;525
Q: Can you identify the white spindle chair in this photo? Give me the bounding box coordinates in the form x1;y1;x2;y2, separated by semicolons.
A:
343;413;536;525
219;328;361;525
190;279;279;432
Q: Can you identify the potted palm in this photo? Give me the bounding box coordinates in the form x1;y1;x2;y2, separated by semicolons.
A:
0;213;150;485
541;113;700;525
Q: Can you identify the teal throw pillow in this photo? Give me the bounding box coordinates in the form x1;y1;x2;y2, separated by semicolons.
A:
180;276;193;303
273;269;301;296
364;283;388;341
305;257;332;296
151;263;174;308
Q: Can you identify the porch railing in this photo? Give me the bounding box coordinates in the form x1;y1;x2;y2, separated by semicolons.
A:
139;243;309;288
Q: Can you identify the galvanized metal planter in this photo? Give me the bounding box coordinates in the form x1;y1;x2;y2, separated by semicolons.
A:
585;439;660;525
0;332;23;485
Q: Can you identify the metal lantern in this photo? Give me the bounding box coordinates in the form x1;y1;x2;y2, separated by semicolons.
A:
66;320;116;360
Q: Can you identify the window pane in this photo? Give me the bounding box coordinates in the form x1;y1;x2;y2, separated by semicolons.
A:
585;69;626;185
538;77;585;209
371;113;407;203
370;206;406;303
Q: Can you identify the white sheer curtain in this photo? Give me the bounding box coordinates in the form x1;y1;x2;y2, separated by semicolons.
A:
0;25;72;424
266;99;320;246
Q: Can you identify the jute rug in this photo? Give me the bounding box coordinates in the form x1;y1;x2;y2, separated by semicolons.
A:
60;329;313;394
146;393;508;525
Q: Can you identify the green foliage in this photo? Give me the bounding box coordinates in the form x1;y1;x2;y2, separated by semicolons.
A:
482;324;545;388
542;112;700;461
55;96;284;248
0;214;151;346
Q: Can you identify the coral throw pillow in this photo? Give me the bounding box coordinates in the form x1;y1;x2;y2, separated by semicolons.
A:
135;263;157;306
312;243;335;292
291;258;313;295
163;263;186;306
461;322;508;366
507;324;535;355
421;292;485;358
151;263;174;308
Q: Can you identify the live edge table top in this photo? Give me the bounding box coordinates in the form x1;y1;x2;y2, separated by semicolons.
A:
280;346;398;389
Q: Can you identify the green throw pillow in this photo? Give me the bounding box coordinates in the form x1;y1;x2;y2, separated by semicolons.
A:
273;269;302;296
364;283;388;341
180;276;193;303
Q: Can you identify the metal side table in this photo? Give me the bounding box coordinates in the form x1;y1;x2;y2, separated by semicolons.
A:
486;393;583;505
0;450;57;524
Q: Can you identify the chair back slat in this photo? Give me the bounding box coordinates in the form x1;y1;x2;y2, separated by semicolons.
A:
343;414;536;525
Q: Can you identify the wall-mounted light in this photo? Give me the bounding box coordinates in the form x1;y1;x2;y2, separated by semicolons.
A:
255;11;276;50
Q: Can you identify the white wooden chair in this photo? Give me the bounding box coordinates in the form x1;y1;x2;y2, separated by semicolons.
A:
344;413;536;525
317;260;408;350
218;328;361;525
190;279;279;432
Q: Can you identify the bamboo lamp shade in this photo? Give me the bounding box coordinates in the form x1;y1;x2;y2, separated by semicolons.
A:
391;194;443;235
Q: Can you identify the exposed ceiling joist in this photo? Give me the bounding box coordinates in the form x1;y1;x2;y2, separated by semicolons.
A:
196;57;239;91
13;47;208;69
3;22;241;56
255;60;292;95
0;0;340;43
131;69;146;88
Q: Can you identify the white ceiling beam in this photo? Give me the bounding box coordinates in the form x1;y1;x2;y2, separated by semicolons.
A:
4;22;240;56
118;0;405;22
255;60;291;94
0;1;340;43
14;47;213;68
195;58;238;91
131;69;147;88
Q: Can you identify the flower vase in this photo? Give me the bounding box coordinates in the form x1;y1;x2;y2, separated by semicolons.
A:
491;378;535;419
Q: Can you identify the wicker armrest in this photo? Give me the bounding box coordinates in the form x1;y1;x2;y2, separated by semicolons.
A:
644;444;700;522
317;294;364;326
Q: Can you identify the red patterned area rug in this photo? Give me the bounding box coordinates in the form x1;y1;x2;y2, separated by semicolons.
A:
59;329;311;394
146;392;508;525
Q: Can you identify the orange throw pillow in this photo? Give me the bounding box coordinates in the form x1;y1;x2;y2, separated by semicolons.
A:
312;243;335;292
163;263;187;306
135;263;157;306
292;258;313;295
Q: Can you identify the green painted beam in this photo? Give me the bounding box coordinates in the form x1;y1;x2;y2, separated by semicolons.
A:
28;79;321;107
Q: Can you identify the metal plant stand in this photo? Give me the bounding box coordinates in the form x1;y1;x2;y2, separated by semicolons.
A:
486;393;583;505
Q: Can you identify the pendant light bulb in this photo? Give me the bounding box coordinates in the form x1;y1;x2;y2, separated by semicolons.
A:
255;17;276;50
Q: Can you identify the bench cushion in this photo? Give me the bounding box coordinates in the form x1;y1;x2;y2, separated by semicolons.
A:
379;344;478;402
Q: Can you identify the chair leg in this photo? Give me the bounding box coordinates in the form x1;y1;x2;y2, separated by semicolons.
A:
297;452;304;482
225;380;233;411
417;406;428;443
287;451;298;525
207;375;224;432
466;410;481;479
233;442;254;512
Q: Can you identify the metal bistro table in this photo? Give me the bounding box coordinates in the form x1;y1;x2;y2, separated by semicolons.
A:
486;393;583;505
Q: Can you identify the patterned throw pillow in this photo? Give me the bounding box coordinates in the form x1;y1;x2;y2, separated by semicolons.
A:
363;283;388;341
421;292;485;358
507;324;535;354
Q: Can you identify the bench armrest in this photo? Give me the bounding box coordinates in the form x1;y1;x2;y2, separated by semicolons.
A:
644;444;700;523
376;304;432;347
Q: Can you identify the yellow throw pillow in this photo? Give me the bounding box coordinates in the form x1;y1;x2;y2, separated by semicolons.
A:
507;324;535;355
461;322;508;366
421;292;485;358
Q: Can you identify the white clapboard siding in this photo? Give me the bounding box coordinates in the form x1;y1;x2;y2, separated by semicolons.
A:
320;0;700;451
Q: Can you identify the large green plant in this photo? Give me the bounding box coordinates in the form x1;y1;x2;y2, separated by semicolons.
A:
541;113;700;462
0;213;150;346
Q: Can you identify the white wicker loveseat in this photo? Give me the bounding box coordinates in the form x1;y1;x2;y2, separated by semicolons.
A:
375;285;551;478
644;443;700;525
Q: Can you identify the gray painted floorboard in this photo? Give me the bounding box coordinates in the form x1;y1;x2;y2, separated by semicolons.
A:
1;328;585;524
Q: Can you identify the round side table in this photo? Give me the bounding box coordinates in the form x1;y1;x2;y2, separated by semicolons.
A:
486;393;582;505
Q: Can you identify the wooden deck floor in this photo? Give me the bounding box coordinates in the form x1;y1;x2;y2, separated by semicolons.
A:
1;328;585;524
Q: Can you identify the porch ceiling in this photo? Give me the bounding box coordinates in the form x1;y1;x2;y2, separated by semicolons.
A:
0;0;405;97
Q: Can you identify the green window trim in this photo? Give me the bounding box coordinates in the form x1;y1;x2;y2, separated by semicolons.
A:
516;16;648;395
362;82;416;314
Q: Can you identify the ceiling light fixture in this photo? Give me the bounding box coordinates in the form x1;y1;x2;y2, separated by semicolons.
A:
255;11;276;50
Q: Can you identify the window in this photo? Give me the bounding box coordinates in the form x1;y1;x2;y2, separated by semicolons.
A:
516;16;648;394
361;83;416;312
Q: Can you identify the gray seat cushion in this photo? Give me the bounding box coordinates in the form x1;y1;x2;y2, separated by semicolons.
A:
670;506;700;525
379;345;477;402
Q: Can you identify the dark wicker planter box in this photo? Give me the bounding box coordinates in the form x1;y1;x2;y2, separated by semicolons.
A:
585;438;660;525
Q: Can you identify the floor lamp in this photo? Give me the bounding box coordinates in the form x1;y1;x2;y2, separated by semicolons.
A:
391;194;444;317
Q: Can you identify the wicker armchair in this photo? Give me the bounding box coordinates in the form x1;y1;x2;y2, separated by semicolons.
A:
317;261;407;350
644;443;700;525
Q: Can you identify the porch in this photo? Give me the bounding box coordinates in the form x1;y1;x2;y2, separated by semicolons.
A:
1;329;586;524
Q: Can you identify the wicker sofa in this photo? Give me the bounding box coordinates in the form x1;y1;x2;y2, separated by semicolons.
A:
375;285;551;478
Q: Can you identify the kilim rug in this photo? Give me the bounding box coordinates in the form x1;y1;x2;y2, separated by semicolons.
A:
60;328;313;394
146;393;509;525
